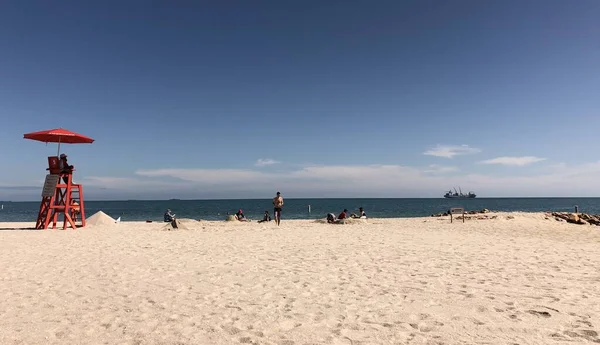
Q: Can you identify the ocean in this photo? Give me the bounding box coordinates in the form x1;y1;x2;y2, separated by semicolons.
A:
0;198;597;223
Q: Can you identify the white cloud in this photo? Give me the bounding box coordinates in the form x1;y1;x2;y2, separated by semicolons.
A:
136;168;270;185
132;165;443;196
254;158;280;167
547;162;567;170
130;161;600;197
10;160;600;201
423;165;459;174
423;144;481;158
80;176;188;190
479;156;546;166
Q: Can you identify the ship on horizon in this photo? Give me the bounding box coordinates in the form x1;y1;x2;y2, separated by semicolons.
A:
444;187;476;198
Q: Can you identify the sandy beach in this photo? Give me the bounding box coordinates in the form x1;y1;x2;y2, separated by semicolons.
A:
1;213;599;344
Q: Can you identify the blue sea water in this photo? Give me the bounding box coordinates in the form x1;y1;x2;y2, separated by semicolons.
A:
0;198;597;223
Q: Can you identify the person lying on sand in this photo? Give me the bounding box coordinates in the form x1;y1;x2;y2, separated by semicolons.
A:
258;210;271;223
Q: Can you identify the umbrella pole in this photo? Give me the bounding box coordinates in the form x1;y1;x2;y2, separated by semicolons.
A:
57;137;61;156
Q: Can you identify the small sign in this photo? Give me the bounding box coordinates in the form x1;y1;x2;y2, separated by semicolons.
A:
42;174;60;197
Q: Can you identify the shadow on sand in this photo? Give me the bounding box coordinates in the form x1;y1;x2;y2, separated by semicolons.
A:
0;227;40;231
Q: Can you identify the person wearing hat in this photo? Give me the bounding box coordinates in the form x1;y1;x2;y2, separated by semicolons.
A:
272;191;284;226
235;209;248;221
58;153;74;183
164;209;176;222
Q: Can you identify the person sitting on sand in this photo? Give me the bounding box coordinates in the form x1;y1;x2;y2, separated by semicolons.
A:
258;210;271;223
338;209;348;220
327;213;337;224
351;207;367;219
164;209;176;222
235;209;248;221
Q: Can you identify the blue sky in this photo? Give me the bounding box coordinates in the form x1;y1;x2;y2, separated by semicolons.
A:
1;0;599;200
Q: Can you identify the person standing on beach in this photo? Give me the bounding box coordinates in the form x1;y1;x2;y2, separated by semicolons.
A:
272;191;284;226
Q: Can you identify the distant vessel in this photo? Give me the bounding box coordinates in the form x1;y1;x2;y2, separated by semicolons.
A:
444;187;476;198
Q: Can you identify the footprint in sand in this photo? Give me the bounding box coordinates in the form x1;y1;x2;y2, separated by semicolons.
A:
579;330;598;337
526;310;551;318
471;318;485;325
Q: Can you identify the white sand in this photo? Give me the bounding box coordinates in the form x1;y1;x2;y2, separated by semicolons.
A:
1;212;599;344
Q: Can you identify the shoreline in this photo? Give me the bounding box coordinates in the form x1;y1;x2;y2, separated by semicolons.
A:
0;211;524;228
0;210;596;227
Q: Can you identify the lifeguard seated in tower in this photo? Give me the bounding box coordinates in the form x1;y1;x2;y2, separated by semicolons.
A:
59;153;74;183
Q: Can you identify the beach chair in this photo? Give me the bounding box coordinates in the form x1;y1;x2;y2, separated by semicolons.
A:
450;207;465;223
47;156;61;174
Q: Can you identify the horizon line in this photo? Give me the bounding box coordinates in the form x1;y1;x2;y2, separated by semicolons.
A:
2;196;600;203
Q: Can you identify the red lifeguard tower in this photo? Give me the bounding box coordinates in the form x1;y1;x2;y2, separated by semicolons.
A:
35;156;86;229
23;128;94;230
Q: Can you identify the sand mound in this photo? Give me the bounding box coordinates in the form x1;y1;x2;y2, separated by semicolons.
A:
225;215;237;222
339;218;368;225
86;211;116;226
162;219;189;231
178;218;201;224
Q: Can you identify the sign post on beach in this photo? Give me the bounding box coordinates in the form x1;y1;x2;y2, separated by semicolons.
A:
450;207;465;223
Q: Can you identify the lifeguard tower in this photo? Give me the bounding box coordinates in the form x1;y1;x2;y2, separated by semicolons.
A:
35;156;86;230
23;128;94;230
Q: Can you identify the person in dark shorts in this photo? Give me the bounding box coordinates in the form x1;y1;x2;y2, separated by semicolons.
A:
272;191;284;226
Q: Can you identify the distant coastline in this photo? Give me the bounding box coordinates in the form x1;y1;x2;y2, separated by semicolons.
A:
2;196;600;203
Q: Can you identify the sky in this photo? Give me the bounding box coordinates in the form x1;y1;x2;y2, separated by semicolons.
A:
0;0;599;200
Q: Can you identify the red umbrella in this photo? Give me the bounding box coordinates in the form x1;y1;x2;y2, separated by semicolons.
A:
24;128;95;155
